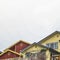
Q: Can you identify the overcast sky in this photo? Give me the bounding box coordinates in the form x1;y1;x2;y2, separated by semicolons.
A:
0;0;60;51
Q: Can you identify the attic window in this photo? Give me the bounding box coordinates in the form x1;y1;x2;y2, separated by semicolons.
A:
57;35;59;37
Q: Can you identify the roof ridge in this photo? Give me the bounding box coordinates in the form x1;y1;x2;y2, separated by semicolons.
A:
0;49;21;56
38;31;60;44
4;40;31;51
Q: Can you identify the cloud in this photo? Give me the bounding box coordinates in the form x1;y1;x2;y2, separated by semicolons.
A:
0;0;60;51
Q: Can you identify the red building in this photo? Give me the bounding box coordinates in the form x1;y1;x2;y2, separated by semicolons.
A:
4;40;31;53
0;49;21;59
0;40;31;59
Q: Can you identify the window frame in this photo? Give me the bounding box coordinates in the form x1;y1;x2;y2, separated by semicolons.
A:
46;42;58;49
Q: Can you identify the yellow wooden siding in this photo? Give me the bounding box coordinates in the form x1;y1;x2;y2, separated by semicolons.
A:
22;45;43;53
21;45;46;57
46;50;51;60
40;34;60;52
20;45;51;60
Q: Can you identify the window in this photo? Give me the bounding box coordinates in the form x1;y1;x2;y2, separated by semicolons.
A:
25;52;31;57
50;43;54;48
46;44;50;47
54;42;58;49
46;42;58;49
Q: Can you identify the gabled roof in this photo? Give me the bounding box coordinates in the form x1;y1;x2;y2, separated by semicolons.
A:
0;49;21;56
21;42;48;53
4;40;31;51
21;42;60;54
38;31;60;44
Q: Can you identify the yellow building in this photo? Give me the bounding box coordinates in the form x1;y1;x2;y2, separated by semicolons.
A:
38;31;60;60
21;43;46;56
1;31;60;60
20;42;60;60
38;31;60;52
21;31;60;60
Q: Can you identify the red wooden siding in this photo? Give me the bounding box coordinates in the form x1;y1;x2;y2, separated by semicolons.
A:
9;41;30;53
0;51;19;59
0;40;30;59
9;46;15;51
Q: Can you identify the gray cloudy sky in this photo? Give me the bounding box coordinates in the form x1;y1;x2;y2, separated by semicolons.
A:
0;0;60;51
